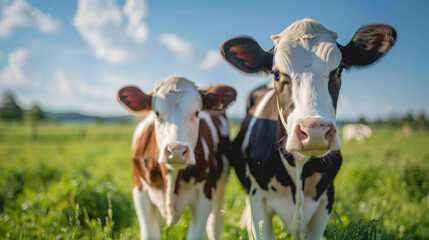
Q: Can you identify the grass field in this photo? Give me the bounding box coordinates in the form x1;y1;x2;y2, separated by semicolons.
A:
0;121;428;239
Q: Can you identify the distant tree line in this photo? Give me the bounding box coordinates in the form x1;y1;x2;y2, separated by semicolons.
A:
357;112;428;132
0;92;46;140
0;92;45;122
0;92;133;124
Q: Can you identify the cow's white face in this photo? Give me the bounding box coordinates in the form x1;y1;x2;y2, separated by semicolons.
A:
117;76;237;170
151;76;201;169
272;23;342;159
221;18;396;162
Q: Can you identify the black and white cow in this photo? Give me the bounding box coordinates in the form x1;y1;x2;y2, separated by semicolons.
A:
221;19;396;240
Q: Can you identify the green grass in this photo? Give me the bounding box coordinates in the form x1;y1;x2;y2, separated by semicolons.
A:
0;122;428;239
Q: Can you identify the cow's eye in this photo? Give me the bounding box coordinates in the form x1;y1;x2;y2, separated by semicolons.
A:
155;111;160;118
272;71;281;81
195;111;199;118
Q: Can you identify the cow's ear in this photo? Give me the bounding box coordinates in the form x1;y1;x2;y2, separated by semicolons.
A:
200;85;237;111
221;36;273;74
339;24;397;68
117;86;152;115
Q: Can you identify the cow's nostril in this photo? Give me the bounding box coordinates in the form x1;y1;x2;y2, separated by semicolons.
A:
166;147;174;159
297;124;309;141
182;147;188;157
324;123;336;143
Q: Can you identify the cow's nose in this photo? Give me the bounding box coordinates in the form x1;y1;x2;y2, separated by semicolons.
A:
294;120;336;150
164;143;190;164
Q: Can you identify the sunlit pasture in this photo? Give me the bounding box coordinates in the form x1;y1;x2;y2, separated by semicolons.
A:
0;121;428;239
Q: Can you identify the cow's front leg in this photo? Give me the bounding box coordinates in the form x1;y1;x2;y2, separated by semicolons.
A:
206;179;227;240
207;158;229;240
187;190;214;240
249;189;274;240
306;194;330;240
132;186;161;240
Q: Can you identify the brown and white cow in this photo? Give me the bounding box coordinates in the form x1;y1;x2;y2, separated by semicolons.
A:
117;76;236;240
221;19;396;240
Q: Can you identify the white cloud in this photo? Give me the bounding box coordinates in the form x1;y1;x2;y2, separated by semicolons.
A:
159;34;222;70
123;0;148;43
0;0;59;37
50;69;117;103
54;69;72;97
45;69;122;115
0;48;29;85
159;33;195;63
200;50;222;70
73;0;148;64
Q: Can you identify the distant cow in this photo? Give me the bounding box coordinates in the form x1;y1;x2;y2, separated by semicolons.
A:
221;18;396;240
342;124;372;142
117;76;236;240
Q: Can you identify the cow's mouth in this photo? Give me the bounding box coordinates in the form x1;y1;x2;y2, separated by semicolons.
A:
162;157;196;170
164;162;188;170
293;149;334;159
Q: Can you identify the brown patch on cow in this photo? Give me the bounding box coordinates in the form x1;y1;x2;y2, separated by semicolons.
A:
247;85;271;115
303;172;322;197
198;118;217;199
273;70;294;125
229;46;257;67
229;46;246;56
176;114;228;199
132;123;164;190
258;93;278;121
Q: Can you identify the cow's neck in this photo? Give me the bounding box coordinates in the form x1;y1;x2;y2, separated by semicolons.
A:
277;116;306;239
164;170;179;225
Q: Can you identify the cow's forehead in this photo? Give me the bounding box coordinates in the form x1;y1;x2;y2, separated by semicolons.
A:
153;76;198;97
272;19;341;75
272;18;338;46
152;76;202;113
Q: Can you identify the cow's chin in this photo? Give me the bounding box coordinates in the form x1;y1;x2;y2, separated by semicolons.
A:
164;162;188;170
291;149;336;163
159;157;196;171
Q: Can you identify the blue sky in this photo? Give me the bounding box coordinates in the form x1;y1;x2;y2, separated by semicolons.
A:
0;0;428;120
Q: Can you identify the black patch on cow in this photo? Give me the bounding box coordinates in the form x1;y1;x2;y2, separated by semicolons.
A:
181;165;199;183
248;119;278;166
327;183;335;213
301;152;342;206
